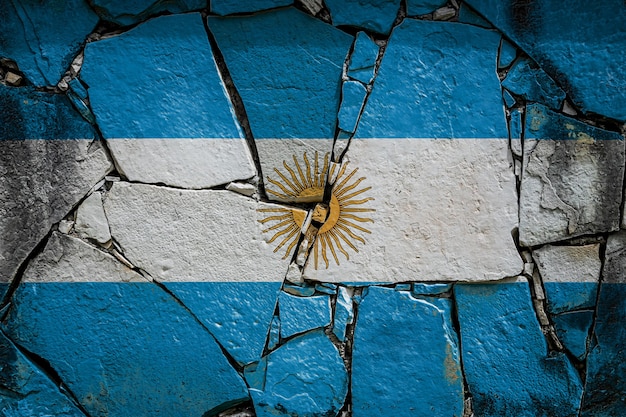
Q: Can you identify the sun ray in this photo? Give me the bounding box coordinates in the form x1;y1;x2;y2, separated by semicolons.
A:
342;197;374;206
273;168;300;195
337;186;372;202
293;155;308;188
328;229;350;260
322;232;339;265
341;213;375;223
314;237;319;269
333;227;360;252
283;160;304;191
341;207;376;213
334;176;366;198
258;213;292;224
338;218;373;234
267;223;298;244
303;152;313;188
335;223;366;244
320;234;330;269
273;226;300;253
262;219;295;232
334;165;358;192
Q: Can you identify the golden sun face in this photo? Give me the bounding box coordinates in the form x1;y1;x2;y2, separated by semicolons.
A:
258;152;375;269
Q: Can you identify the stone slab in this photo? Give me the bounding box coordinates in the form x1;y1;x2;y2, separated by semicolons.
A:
553;311;593;361
501;56;565;110
326;0;401;35
407;0;447;16
338;81;367;134
91;0;205;25
211;0;292;15
74;192;111;245
278;292;331;339
348;32;379;84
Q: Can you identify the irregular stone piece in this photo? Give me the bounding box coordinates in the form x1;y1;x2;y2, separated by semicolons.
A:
0;332;85;417
208;9;353;139
0;0;98;85
278;292;331;338
0;86;113;287
23;232;145;283
583;232;626;416
533;244;600;314
356;20;507;138
338;81;367;134
165;282;282;365
348;32;379;84
245;330;348;417
303;138;521;282
91;0;205;25
82;13;255;189
502;57;566;110
465;0;626;121
74;192;111;245
211;0;292;15
455;282;583;417
498;38;517;68
508;107;523;156
412;283;452;296
432;6;456;21
352;287;464;416
333;286;354;341
3;236;249;416
519;104;625;246
553;311;593;361
326;0;401;35
407;0;446;15
103;182;290;282
457;3;493;28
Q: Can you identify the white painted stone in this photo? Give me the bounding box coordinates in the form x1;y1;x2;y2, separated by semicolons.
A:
103;182;291;282
23;232;145;283
74;192;111;244
532;244;601;283
256;139;334;203
226;181;257;197
106;138;255;189
57;220;74;234
303;138;521;282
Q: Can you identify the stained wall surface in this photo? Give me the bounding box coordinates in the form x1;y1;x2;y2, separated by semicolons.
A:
1;1;625;416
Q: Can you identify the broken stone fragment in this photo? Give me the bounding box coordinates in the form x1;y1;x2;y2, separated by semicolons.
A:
552;310;593;361
81;13;255;189
226;182;257;197
432;6;456;20
508;107;523;156
211;0;292;15
3;71;22;86
348;32;379;84
406;0;447;16
352;286;464;416
0;85;113;290
0;0;98;86
296;0;324;15
332;286;354;341
519;104;625;246
91;0;205;26
501;56;566;110
457;3;493;28
498;38;517;68
412;283;452;296
0;331;86;417
278;292;331;338
338;81;367;134
74;192;112;245
103;182;291;282
455;282;583;417
325;0;401;35
245;329;348;416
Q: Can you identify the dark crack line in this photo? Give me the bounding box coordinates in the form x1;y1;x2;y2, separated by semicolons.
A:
449;284;475;417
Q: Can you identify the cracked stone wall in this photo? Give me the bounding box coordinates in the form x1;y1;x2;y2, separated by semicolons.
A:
1;1;625;416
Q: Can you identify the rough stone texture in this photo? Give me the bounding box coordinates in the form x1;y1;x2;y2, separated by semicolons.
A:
74;192;111;245
244;329;347;417
0;86;113;286
356;19;507;139
348;32;379;84
457;4;493;28
498;38;517;68
0;331;86;417
103;182;290;282
211;0;292;15
0;0;98;85
165;282;282;365
278;292;331;338
501;57;566;110
3;242;249;416
81;13;255;189
412;283;452;296
91;0;205;26
338;81;367;134
333;286;354;341
303;139;521;282
208;9;353;139
519;104;625;246
533;244;600;314
406;0;447;16
552;311;593;361
325;0;401;35
465;0;626;121
455;283;583;417
352;286;464;416
23;232;145;283
582;231;626;416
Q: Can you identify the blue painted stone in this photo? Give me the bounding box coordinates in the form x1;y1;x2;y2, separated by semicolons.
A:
66;90;96;125
91;0;205;26
3;283;249;416
338;81;367;134
501;57;566;110
552;311;593;361
267;315;281;351
352;286;464;416
0;0;98;86
0;331;85;417
326;0;401;35
315;282;338;295
407;0;446;16
582;232;626;416
348;32;379;84
502;88;516;108
465;0;626;121
68;78;89;101
498;38;517;68
356;20;507;138
81;13;241;139
394;283;412;291
333;286;354;341
279;292;331;339
455;283;583;417
245;329;348;417
283;282;316;297
211;0;291;15
543;283;597;315
208;9;353;139
412;283;452;296
165;282;282;365
457;4;493;28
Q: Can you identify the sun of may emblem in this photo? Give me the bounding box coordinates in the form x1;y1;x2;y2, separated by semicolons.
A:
258;152;375;269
